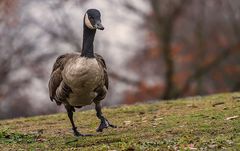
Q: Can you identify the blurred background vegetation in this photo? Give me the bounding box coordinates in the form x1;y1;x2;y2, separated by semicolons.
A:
0;0;240;119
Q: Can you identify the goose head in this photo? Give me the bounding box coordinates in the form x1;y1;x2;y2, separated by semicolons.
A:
84;9;104;30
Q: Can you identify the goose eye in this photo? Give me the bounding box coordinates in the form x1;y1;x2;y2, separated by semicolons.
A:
89;16;94;20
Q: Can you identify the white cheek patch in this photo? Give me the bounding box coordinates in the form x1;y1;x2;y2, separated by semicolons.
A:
85;13;95;29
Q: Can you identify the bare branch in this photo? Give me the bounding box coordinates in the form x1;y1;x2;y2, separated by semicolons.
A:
178;42;240;96
109;72;140;86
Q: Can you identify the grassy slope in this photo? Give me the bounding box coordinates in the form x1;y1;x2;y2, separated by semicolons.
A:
0;93;240;151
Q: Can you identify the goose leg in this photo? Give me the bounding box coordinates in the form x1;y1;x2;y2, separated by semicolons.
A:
95;102;117;132
65;105;93;137
65;105;82;136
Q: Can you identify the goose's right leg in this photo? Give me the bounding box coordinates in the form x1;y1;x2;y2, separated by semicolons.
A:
65;105;93;137
65;105;81;136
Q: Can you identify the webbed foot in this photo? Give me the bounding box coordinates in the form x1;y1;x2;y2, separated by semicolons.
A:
73;127;93;137
96;119;117;132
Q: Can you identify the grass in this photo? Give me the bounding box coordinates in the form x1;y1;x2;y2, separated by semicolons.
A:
0;93;240;150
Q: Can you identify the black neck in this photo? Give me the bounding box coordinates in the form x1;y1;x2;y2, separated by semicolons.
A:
81;24;96;58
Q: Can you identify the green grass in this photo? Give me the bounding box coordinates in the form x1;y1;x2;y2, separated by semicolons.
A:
0;93;240;150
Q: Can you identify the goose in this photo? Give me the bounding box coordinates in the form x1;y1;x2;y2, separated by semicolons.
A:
48;9;116;136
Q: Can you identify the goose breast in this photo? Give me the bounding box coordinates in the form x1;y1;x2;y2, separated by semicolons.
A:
62;57;104;106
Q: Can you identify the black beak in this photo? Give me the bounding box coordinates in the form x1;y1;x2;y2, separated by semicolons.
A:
94;21;104;30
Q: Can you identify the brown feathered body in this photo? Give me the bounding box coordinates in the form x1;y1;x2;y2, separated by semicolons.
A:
48;53;108;107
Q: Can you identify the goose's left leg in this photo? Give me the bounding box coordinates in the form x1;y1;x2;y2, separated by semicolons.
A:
94;102;117;132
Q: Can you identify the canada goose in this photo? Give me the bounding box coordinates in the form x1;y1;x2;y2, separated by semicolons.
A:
48;9;116;136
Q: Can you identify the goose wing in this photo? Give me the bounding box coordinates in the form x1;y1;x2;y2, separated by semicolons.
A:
93;53;109;103
48;53;76;104
95;53;108;89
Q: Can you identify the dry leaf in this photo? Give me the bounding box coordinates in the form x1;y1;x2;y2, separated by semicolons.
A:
212;102;225;107
225;115;239;120
123;120;131;125
154;117;163;121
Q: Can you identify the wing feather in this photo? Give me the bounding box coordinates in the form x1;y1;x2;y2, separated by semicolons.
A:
93;53;109;103
95;53;108;89
48;53;77;105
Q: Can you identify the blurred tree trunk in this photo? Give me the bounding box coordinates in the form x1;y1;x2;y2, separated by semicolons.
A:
150;0;191;99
